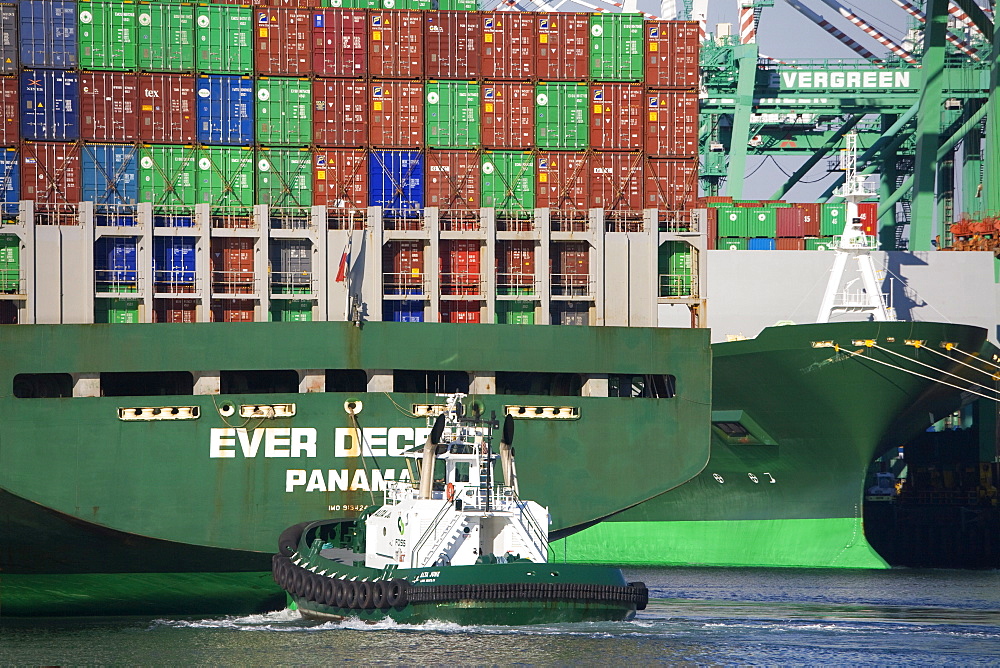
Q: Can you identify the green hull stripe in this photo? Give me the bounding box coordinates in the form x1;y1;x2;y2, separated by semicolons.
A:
3;572;285;617
552;518;890;570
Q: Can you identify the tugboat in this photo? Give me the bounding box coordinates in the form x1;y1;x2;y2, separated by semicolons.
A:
272;393;648;625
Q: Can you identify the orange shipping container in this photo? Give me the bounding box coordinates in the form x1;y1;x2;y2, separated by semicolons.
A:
857;202;878;235
588;152;643;211
425;149;480;211
644;90;698;157
480;12;535;80
590;84;643;151
480;82;534;150
536;151;587;211
644;21;700;89
797;203;821;236
313;148;367;210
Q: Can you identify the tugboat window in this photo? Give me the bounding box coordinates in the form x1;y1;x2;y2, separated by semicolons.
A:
609;374;676;398
12;373;73;398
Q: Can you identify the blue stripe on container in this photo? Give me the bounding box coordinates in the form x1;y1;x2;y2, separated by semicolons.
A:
20;69;79;141
748;237;776;251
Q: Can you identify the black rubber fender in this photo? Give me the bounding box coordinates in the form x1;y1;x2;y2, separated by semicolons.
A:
335;579;350;608
386;578;408;608
320;578;336;606
278;521;312;557
629;581;649;610
271;554;285;585
372;581;388;609
345;581;360;609
358;581;374;609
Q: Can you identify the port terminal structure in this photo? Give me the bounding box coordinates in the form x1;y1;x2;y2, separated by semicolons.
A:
692;0;997;252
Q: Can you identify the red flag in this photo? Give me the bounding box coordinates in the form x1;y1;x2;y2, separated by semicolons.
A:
335;246;349;282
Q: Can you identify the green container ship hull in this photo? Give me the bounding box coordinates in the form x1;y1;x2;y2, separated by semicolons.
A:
556;321;994;569
0;321;711;617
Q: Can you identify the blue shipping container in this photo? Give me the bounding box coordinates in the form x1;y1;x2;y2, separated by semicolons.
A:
748;237;777;250
82;144;139;206
384;300;424;323
153;236;196;284
20;69;79;140
19;0;77;68
94;236;138;284
369;150;423;217
0;147;19;216
196;75;254;145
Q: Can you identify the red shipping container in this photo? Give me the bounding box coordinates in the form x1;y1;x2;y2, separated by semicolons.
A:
776;237;806;250
440;239;480;296
312;78;368;147
480;82;534;150
313;148;367;210
536;13;589;81
0;76;17;145
155;298;198;323
212;299;255;322
255;8;311;75
480;12;535;80
705;205;718;249
425;149;480;211
211;237;254;294
138;73;196;144
383;239;424;296
588;152;643;211
497;240;534;290
312;9;367;77
20;141;81;205
590;84;643;151
368;81;423;148
551;241;589;296
440;300;480;323
643;158;698;210
645;21;700;89
797;203;821;236
80;72;140;142
776;207;805;237
536;151;588;211
644;90;698;157
367;10;423;79
424;11;480;80
857;201;878;235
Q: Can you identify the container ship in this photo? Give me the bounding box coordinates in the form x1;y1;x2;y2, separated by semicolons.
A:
1;2;996;616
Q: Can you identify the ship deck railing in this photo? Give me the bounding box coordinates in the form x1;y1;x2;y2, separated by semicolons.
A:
270;272;315;297
496;273;537;297
383;273;428;298
211;271;259;296
659;272;698;299
551;274;594;298
440;273;485;297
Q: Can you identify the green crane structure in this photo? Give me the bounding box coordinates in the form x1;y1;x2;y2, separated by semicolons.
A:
699;0;996;251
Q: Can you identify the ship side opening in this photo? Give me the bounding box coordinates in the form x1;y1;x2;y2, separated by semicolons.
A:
101;372;194;397
220;370;299;394
325;369;368;392
393;370;470;394
496;372;582;396
12;373;73;398
609;374;677;398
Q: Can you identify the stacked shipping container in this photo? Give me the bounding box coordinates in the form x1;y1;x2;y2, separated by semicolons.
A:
1;4;702;324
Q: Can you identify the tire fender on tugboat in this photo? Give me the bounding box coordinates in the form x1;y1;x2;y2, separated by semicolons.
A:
386;578;408;608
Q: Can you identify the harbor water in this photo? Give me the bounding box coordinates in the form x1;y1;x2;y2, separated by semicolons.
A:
4;566;1000;665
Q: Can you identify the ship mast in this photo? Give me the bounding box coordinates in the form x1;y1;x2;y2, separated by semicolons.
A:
816;132;895;323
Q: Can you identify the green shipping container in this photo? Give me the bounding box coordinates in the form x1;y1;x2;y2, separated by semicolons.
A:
820;203;847;236
137;4;195;72
386;0;434;8
589;14;644;82
325;0;382;7
0;234;19;293
481;152;534;212
196;146;255;213
747;208;777;237
95;298;140;324
716;206;749;237
658;240;693;298
270;300;313;322
256;148;312;208
495;301;535;325
256;78;312;146
717;237;748;250
195;5;253;74
535;82;588;150
139;145;198;209
805;237;836;251
78;1;138;70
436;0;478;9
426;81;480;149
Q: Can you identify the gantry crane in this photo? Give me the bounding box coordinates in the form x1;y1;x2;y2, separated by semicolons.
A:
698;0;996;251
